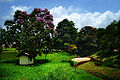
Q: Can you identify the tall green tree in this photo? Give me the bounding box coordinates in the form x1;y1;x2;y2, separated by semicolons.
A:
97;20;120;51
77;26;97;56
54;19;78;49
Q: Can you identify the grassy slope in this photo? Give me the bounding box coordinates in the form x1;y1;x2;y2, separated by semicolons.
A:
0;48;101;80
77;62;120;80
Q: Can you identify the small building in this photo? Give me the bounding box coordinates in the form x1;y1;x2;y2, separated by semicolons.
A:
17;52;36;65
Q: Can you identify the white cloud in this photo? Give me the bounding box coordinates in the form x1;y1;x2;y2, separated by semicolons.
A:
3;5;31;20
10;5;31;15
67;6;83;13
50;6;120;30
0;0;14;2
50;6;68;18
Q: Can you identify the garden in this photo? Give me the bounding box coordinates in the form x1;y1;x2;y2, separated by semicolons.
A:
0;48;102;80
0;8;120;80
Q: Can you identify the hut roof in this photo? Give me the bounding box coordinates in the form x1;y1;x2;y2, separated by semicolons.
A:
16;52;36;57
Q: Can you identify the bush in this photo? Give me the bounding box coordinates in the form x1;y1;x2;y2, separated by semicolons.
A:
101;58;120;69
64;43;78;55
71;61;78;66
101;59;114;67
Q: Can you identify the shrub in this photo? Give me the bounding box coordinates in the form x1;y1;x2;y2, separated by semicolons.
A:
100;55;120;69
101;59;114;67
64;43;78;55
71;61;78;66
101;58;120;69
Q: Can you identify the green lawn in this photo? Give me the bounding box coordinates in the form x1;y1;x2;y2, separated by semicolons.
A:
0;48;102;80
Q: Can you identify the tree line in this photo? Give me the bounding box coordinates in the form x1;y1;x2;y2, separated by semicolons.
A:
0;9;120;57
51;19;120;57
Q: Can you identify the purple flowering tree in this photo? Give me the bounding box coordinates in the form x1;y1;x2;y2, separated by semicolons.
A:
5;8;56;56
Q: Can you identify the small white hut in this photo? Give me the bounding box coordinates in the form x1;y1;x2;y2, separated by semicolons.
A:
17;52;35;65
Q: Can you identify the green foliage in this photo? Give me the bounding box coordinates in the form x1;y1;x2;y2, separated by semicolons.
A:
64;43;78;55
101;59;115;67
76;20;120;58
93;49;120;69
71;61;78;66
53;19;78;50
101;57;120;69
0;27;7;46
77;26;97;57
97;20;120;50
4;8;55;56
94;50;111;59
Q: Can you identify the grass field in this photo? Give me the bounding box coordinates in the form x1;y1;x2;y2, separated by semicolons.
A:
0;48;102;80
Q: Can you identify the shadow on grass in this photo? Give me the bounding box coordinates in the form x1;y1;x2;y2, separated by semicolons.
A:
0;59;19;64
34;59;51;66
0;59;51;66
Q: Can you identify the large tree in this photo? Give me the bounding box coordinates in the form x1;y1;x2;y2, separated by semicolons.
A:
77;26;97;56
54;19;78;50
97;20;120;51
4;8;55;55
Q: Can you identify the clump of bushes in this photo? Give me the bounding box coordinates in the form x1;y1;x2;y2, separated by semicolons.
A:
71;61;78;66
101;59;114;67
101;58;120;69
93;50;120;69
64;43;78;55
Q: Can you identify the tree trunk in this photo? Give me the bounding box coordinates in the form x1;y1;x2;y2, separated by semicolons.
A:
45;53;47;63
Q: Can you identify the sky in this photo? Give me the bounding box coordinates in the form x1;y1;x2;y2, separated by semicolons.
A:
0;0;120;30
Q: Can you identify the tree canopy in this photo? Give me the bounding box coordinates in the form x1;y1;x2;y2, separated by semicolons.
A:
77;26;97;56
53;19;78;50
4;8;55;55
